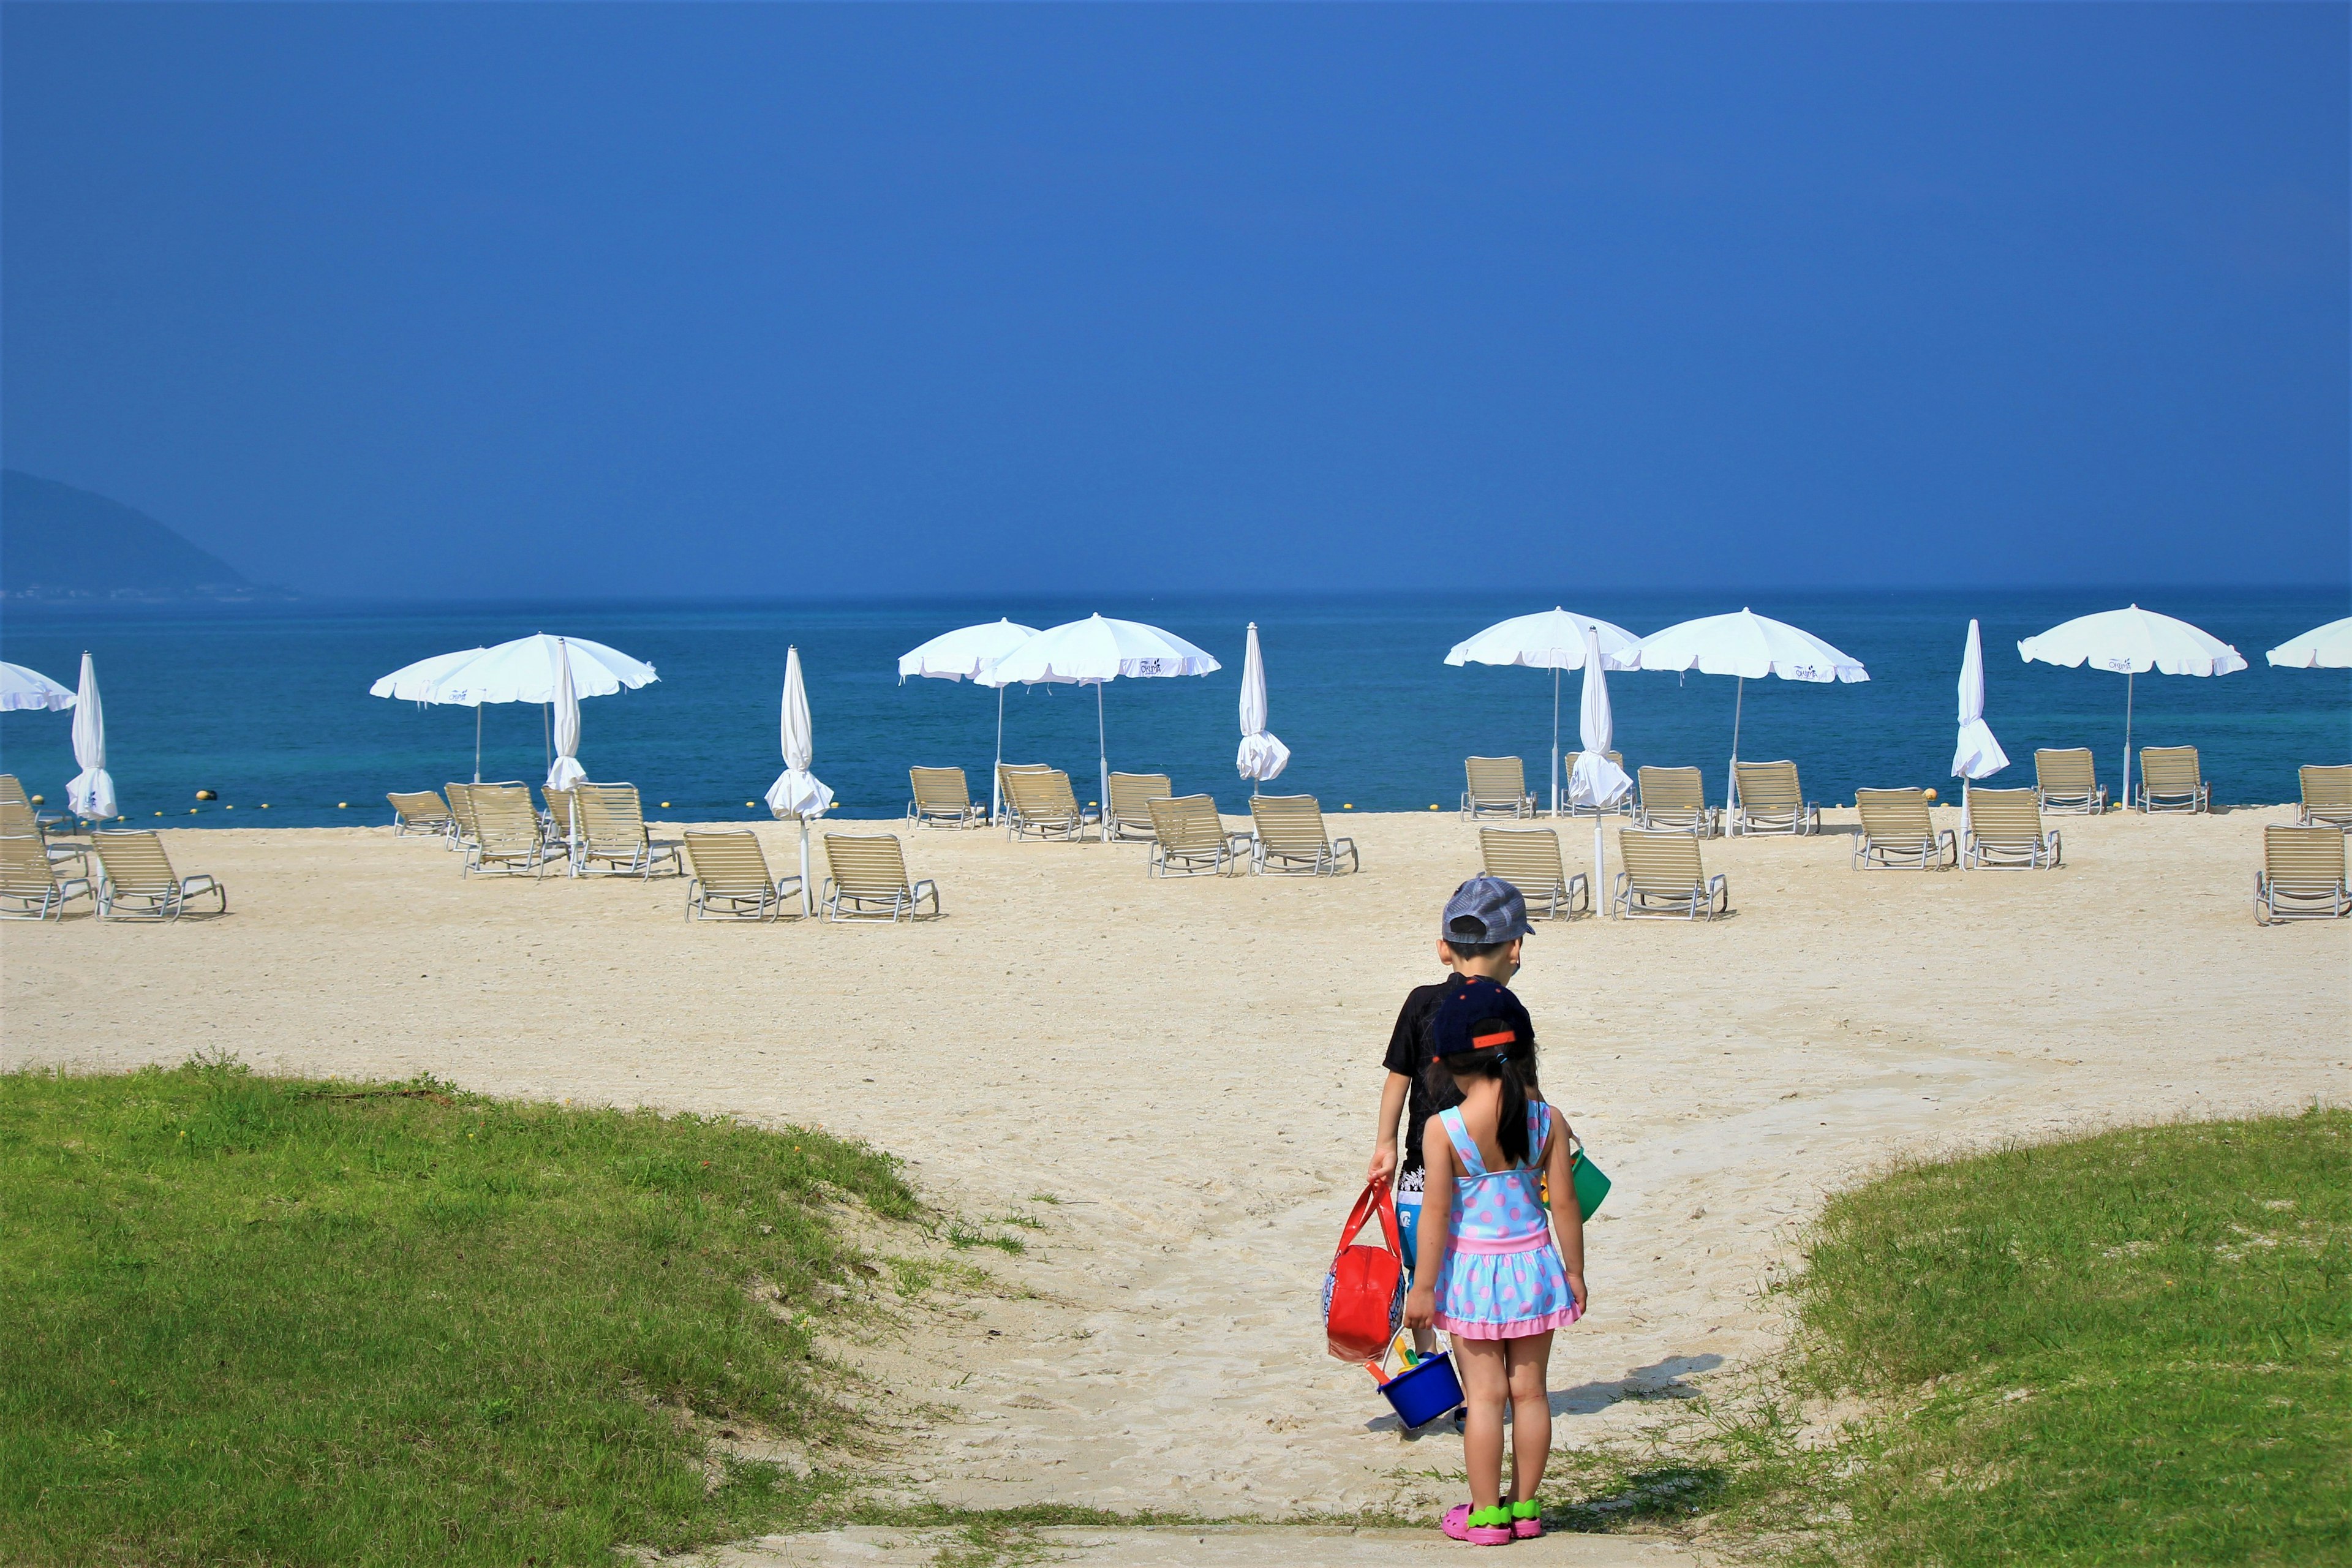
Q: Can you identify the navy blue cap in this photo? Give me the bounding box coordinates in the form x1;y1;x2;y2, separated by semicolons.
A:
1431;976;1536;1060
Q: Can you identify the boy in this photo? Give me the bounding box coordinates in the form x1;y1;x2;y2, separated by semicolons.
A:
1367;875;1531;1351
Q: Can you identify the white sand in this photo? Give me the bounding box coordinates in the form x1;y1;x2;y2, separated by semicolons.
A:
7;805;2345;1543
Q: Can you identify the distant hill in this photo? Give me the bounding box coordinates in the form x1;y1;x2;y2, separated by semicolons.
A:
1;470;291;601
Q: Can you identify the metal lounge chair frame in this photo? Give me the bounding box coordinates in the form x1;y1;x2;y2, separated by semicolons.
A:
1731;760;1821;837
2136;747;2210;814
464;786;551;878
2033;749;2108;815
91;830;228;919
2298;764;2352;830
1001;767;1096;842
907;767;987;830
1;832;93;920
1853;788;1958;870
389;790;455;839
1635;766;1719;837
821;834;941;922
1961;787;2062;869
682;829;804;920
571;783;680;878
1461;757;1537;820
1478;827;1590;918
541;788;577;867
1145;794;1250;877
1107;772;1174;843
1611;831;1729;919
2255;826;2350;924
1248;794;1359;876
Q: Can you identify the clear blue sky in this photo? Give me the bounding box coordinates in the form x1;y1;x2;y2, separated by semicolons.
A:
4;2;2345;599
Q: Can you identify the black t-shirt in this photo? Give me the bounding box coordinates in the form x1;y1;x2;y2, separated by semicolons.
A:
1384;973;1469;1183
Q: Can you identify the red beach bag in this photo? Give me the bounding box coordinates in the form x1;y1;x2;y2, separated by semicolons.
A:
1322;1180;1406;1362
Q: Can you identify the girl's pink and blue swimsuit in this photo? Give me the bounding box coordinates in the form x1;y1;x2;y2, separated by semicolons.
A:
1430;1101;1581;1340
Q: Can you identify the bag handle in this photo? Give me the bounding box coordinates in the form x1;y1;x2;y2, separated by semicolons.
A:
1335;1178;1403;1259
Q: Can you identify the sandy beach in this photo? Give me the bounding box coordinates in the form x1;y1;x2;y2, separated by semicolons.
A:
6;805;2345;1543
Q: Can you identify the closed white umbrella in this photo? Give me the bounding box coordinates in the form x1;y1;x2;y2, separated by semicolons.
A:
1;662;77;712
897;618;1040;823
1639;609;1868;820
2016;605;2244;811
766;645;832;915
982;614;1220;838
546;639;587;790
1951;619;2010;848
2266;616;2352;669
1236;622;1289;793
1568;624;1633;913
66;652;116;823
370;633;656;781
1446;608;1642;816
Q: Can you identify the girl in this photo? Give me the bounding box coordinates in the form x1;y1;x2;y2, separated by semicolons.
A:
1403;976;1586;1546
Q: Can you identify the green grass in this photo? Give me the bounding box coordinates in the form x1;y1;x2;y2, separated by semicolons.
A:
1765;1106;2351;1565
0;1058;933;1566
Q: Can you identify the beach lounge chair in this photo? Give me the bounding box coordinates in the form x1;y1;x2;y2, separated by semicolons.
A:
89;830;227;919
682;829;803;920
2137;747;2210;814
1;833;93;921
1;798;88;875
1478;828;1589;918
443;783;480;848
542;788;579;867
820;834;941;922
1145;793;1250;877
907;767;987;830
1610;831;1728;920
1461;758;1537;820
0;774;67;835
1635;766;1718;837
2034;749;2108;815
1001;767;1096;842
1558;752;1632;818
572;782;680;878
388;790;455;839
2298;765;2352;829
1107;772;1174;842
1962;787;2062;869
1731;761;1821;837
1853;788;1958;870
2255;826;2351;925
1249;794;1359;876
463;786;551;878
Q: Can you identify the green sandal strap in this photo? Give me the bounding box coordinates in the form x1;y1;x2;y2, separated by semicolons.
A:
1509;1499;1542;1520
1468;1506;1512;1529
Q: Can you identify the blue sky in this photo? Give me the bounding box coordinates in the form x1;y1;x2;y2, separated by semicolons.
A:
4;2;2345;598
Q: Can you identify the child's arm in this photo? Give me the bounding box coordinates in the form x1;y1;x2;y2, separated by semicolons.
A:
1403;1125;1453;1329
1547;1111;1589;1314
1366;1071;1411;1183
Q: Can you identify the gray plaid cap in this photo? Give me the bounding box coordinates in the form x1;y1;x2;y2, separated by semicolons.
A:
1441;875;1531;944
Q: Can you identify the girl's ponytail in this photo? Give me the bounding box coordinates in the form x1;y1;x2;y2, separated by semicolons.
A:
1496;1050;1531;1168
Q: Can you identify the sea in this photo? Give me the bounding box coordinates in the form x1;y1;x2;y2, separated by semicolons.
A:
2;589;2345;831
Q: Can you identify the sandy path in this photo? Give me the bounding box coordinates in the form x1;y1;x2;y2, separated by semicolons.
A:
6;807;2344;1528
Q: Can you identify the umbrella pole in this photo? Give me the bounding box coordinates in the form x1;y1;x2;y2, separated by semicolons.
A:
799;816;813;918
1551;667;1562;818
992;684;1007;824
1096;683;1109;843
1727;676;1744;831
2123;671;2135;813
1594;818;1605;919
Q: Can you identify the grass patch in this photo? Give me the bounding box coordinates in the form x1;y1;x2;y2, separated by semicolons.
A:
0;1058;933;1566
1756;1106;2350;1564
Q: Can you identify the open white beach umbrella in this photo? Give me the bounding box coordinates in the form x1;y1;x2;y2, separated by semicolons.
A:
370;633;656;781
982;614;1220;835
1;662;77;712
1638;609;1867;818
1446;608;1642;815
546;639;587;791
766;646;832;914
66;652;116;822
1567;624;1633;909
2016;605;2244;810
2266;616;2352;669
1236;622;1289;792
1951;619;2010;845
897;618;1039;822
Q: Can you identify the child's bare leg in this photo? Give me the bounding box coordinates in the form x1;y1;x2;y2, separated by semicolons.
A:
1503;1331;1555;1503
1452;1338;1510;1511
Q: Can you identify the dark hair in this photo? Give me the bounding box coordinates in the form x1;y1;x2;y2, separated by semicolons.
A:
1425;1022;1543;1167
1442;919;1509;960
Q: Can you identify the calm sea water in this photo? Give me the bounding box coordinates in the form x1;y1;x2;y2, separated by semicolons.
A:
2;590;2345;831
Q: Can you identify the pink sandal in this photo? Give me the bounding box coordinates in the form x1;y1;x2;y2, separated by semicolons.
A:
1510;1499;1544;1539
1441;1503;1515;1545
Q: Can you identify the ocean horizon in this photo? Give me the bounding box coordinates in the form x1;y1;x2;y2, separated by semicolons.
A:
3;586;2345;832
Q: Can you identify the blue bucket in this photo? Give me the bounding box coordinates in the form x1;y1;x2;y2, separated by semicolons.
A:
1380;1352;1464;1429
